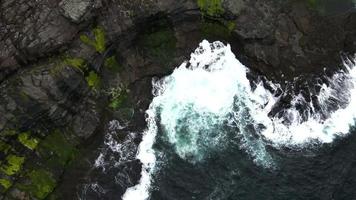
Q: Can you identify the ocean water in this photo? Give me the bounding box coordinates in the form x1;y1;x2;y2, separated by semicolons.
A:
122;41;356;200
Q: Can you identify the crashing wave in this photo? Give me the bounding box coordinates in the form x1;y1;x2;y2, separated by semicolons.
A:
122;40;356;200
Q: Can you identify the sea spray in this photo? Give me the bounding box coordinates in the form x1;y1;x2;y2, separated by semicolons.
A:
122;40;356;199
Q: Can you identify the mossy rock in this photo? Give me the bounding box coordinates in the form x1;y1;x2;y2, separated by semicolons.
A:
109;88;128;111
80;27;106;53
18;132;39;150
0;178;12;192
104;56;122;72
0;141;11;156
1;129;17;137
0;155;25;176
37;130;77;167
85;71;101;90
307;0;318;8
17;169;56;199
197;0;224;17
200;20;234;41
64;57;87;72
138;25;177;66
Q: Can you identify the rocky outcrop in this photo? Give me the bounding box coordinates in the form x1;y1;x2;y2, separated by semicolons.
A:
0;0;355;199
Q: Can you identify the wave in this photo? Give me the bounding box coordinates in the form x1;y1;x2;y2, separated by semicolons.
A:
122;40;356;199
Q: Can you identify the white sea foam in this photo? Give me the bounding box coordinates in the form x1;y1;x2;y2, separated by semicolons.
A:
121;108;158;200
122;40;356;199
94;120;137;172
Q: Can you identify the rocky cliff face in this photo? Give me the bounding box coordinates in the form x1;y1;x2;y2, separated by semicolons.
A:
0;0;355;199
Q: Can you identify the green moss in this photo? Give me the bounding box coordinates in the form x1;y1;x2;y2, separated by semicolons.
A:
201;21;233;41
19;91;31;102
108;87;128;110
104;56;122;72
0;178;12;191
18;132;39;150
49;60;66;76
307;0;318;8
18;169;56;199
226;21;236;32
197;0;224;17
0;140;11;155
80;27;106;53
109;98;125;110
37;130;76;166
1;155;25;176
64;57;87;72
85;71;101;90
93;27;106;53
1;129;17;136
139;27;177;65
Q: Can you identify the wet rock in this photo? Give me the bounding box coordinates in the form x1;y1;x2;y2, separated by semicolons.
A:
0;0;356;199
344;13;356;53
232;0;280;40
245;43;280;67
291;2;313;34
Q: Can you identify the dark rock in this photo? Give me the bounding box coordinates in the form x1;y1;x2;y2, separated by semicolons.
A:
0;0;355;199
0;0;79;60
59;0;100;23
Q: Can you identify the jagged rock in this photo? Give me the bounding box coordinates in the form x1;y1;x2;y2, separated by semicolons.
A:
60;0;93;23
0;0;79;59
223;0;246;16
0;0;356;199
231;0;280;40
0;105;6;130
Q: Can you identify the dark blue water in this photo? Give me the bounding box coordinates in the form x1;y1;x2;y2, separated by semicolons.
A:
150;127;356;200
